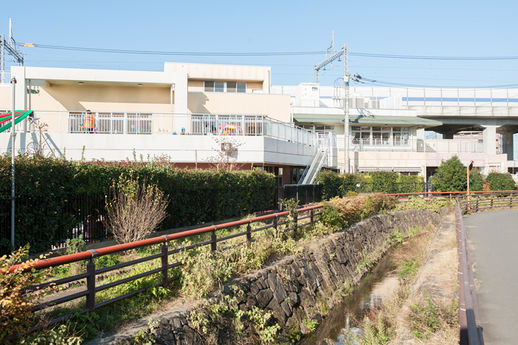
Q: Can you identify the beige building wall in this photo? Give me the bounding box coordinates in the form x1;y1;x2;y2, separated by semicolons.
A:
188;92;291;123
9;83;175;133
30;84;172;112
166;62;271;93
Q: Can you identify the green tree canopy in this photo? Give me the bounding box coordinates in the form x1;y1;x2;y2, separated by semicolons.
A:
431;156;478;192
486;172;516;191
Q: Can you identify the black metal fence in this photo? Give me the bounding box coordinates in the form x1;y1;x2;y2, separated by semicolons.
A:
0;193;108;254
283;184;323;205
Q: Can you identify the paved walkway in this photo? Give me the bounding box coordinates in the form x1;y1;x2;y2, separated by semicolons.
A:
464;209;518;345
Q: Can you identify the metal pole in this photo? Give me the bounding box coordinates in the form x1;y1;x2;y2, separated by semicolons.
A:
1;34;5;84
343;44;350;173
467;165;470;212
10;76;17;251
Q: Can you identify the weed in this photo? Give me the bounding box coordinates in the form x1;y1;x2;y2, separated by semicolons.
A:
399;260;419;280
20;324;82;345
303;318;317;333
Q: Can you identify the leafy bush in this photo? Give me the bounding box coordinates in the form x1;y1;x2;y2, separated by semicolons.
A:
327;194;396;227
430;156;467;192
486;172;516;191
0;246;49;344
397;175;425;193
394;197;454;213
0;156;276;254
469;168;484;191
370;171;399;194
315;170;358;199
314;170;343;199
316;171;424;198
320;204;346;230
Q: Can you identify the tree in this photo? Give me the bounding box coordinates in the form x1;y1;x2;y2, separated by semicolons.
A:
486;172;516;191
431;156;471;192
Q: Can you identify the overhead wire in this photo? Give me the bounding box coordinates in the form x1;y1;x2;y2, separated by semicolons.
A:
350;75;518;89
20;42;518;60
19;43;327;56
16;42;518;88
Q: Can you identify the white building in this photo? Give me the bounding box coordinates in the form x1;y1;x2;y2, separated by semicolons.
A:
0;63;336;186
272;84;518;178
1;62;517;184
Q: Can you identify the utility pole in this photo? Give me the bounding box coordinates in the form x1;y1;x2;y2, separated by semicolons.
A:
11;76;16;251
314;44;349;173
343;44;350;173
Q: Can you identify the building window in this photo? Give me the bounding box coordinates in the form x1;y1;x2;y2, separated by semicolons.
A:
237;82;246;93
214;81;225;92
352;126;410;146
203;81;247;93
204;81;214;92
227;82;236;92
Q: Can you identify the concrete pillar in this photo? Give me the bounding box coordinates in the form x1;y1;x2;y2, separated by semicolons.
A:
171;73;188;134
482;125;497;155
502;131;514;161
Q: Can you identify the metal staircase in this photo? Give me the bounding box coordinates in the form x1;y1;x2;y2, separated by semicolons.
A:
299;148;327;184
298;132;336;185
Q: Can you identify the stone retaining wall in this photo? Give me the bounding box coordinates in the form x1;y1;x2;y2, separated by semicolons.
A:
95;209;444;345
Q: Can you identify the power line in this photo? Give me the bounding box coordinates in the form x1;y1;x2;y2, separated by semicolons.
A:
352;75;518;89
19;43;327;57
20;42;518;60
349;52;518;61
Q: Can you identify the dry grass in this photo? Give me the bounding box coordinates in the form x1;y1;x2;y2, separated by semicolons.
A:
348;214;459;345
388;212;459;345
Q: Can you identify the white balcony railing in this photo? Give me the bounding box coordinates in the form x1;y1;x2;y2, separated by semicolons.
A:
69;111;152;134
56;111;317;146
190;113;317;146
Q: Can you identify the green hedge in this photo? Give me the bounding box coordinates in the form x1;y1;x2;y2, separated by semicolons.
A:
0;156;275;254
315;170;424;199
486;172;516;191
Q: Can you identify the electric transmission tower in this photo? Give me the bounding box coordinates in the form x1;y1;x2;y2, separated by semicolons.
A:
1;18;24;84
314;43;350;173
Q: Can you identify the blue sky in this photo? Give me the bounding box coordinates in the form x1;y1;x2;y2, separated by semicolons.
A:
3;1;518;87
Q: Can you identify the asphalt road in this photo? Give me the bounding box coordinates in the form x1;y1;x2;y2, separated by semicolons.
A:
464;209;518;345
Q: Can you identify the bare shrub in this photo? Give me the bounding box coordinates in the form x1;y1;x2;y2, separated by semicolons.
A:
206;136;244;171
106;175;169;244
